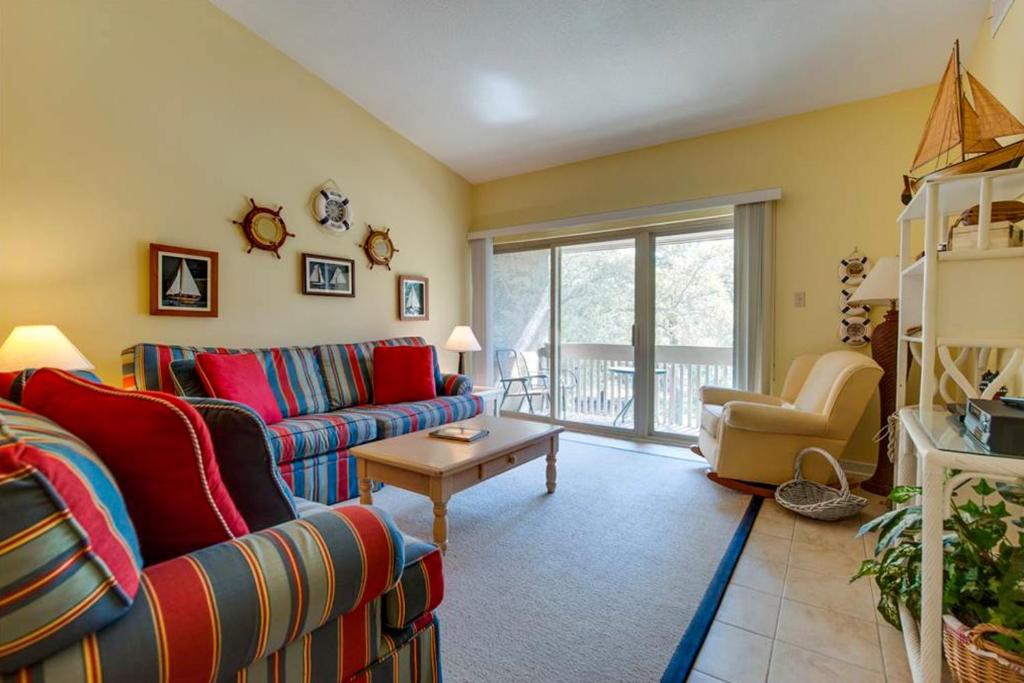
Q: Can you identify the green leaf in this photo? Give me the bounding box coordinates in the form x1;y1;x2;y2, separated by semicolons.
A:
851;559;879;582
973;479;996;497
877;510;923;554
858;506;915;538
888;486;922;504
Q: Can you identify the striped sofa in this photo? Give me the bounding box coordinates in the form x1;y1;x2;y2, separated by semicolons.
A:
1;398;445;683
122;337;482;505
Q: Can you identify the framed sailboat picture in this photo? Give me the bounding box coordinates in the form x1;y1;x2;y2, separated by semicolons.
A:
397;274;429;321
302;253;355;297
149;243;218;317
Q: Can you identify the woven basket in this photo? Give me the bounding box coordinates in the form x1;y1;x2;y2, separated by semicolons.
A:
945;615;1024;683
774;447;868;521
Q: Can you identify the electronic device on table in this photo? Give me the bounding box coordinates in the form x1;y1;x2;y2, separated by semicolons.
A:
429;425;490;443
963;397;1024;456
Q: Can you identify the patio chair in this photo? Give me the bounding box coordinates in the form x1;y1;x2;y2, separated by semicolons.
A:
495;348;549;414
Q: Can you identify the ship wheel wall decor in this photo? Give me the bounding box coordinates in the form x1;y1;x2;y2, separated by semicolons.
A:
360;225;399;270
233;198;294;259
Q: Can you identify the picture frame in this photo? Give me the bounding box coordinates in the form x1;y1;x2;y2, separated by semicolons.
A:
149;243;218;317
302;253;355;297
398;275;429;321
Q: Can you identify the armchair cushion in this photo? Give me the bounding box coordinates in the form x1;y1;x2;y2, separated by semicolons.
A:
22;369;249;565
0;399;141;672
439;372;473;396
699;386;783;407
723;402;829;436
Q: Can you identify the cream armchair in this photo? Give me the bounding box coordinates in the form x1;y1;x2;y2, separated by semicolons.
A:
698;351;882;492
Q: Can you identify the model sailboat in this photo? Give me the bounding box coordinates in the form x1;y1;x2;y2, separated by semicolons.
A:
902;40;1024;204
165;259;202;304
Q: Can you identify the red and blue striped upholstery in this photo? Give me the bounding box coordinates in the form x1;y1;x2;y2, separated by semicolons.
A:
439;372;473;396
346;395;484;439
383;538;444;630
0;400;142;672
279;449;365;505
7;505;414;682
121;344;330;418
267;411;378;464
316;337;441;409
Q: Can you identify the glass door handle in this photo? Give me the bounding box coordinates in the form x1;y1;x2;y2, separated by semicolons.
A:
631;324;636;347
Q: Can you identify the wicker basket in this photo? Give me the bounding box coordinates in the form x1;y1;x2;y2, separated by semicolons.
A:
945;615;1024;683
773;447;868;521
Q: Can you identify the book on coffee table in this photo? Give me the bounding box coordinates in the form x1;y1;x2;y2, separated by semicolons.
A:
429;425;489;443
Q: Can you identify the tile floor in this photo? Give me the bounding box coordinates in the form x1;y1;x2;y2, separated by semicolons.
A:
690;493;914;683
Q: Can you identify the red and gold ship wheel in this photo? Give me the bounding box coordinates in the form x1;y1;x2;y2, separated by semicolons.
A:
360;225;399;270
233;198;294;259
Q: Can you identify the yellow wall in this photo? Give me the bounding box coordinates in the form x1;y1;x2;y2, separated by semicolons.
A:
473;87;940;462
0;0;472;383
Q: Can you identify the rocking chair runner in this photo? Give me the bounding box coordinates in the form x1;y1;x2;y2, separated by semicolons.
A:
494;348;550;414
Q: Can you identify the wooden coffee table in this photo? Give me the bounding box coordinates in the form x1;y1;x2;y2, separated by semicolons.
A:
352;415;563;552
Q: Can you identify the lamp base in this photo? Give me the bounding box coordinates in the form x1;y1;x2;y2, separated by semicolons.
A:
457;353;466;376
861;306;898;497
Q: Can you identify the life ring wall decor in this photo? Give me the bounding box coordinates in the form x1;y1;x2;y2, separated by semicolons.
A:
233;198;294;259
839;288;871;316
311;182;352;232
837;253;871;284
838;316;872;346
360;225;399;270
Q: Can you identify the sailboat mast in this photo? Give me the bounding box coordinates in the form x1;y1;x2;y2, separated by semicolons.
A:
955;39;965;163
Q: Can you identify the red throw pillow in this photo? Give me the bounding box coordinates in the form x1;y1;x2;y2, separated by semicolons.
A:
22;368;249;564
373;345;437;404
194;352;282;425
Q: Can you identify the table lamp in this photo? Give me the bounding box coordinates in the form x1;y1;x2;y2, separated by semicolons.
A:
444;326;481;375
849;256;899;496
0;325;94;372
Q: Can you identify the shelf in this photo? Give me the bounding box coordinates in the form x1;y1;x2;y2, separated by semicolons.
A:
938;245;1024;262
901;258;924;277
899;167;1024;221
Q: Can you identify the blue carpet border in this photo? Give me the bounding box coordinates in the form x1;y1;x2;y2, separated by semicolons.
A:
660;495;764;682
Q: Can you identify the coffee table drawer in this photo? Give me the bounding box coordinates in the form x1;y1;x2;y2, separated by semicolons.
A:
478;440;548;480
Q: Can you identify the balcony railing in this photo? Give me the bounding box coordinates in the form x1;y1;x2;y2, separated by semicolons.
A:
500;343;733;435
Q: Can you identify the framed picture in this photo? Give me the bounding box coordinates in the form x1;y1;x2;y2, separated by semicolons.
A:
398;275;429;321
149;243;218;317
302;253;355;297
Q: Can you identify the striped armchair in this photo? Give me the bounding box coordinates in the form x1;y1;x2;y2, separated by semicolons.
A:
121;337;482;505
4;505;444;683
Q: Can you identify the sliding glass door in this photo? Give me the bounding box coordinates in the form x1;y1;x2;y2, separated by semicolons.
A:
653;229;734;437
557;239;636;428
492;249;551;416
490;217;735;441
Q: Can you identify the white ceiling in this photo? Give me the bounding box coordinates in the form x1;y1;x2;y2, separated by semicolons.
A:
212;0;989;183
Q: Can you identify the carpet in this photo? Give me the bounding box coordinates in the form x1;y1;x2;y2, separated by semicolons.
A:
363;438;754;682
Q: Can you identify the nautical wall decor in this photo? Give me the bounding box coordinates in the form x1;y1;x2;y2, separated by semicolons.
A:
837;250;871;285
838;316;872;346
398;274;429;321
837;248;871;347
149;243;218;317
302;253;355;297
233;198;294;259
360;225;399;270
310;181;352;233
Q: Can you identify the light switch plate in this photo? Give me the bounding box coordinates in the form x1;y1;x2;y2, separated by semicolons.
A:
794;291;806;307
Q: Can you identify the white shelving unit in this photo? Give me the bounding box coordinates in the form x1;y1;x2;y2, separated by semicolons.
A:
894;168;1024;682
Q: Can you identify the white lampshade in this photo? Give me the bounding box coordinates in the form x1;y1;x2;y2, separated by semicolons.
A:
444;326;481;352
0;325;94;372
848;256;900;304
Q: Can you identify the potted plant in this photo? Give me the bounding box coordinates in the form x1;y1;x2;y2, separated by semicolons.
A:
852;481;1024;682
